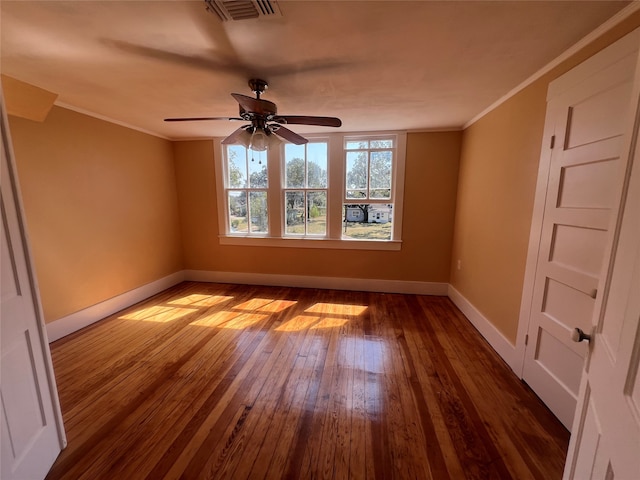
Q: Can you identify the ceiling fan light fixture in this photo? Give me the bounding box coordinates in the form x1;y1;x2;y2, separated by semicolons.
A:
249;128;269;151
233;128;252;149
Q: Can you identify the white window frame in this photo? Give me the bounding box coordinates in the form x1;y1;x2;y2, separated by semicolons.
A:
343;135;399;242
214;131;406;251
283;141;330;238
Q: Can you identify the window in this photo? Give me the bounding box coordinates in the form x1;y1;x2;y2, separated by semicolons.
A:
343;137;395;241
215;132;406;250
284;142;328;236
225;145;269;234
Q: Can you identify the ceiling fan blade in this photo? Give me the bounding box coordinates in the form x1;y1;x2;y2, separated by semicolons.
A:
231;93;277;116
273;126;308;145
103;40;249;75
221;126;251;145
273;115;342;128
164;117;242;122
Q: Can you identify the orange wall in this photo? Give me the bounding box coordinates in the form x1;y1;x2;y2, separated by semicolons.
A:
450;14;640;343
174;131;461;282
8;106;183;323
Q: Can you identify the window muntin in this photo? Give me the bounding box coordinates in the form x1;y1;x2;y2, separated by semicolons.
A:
225;145;269;235
343;137;396;241
284;142;328;237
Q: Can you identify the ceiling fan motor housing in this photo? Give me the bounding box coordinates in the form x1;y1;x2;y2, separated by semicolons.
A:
249;78;268;96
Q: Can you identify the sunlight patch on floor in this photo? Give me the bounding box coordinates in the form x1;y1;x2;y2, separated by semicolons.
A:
167;294;234;307
311;317;349;330
120;305;196;322
224;313;269;329
304;303;368;317
234;298;297;313
275;314;319;332
189;310;269;329
275;302;368;331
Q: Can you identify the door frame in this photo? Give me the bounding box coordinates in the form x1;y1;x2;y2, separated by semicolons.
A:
515;28;640;378
0;89;66;449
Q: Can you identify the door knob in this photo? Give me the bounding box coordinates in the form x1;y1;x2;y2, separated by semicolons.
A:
572;328;591;343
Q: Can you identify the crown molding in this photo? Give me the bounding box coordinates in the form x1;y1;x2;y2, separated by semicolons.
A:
54;101;171;140
464;2;640;129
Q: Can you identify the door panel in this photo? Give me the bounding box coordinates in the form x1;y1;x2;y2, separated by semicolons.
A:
557;157;619;208
569;388;602;480
565;81;631;148
523;44;639;430
549;224;608;275
0;94;64;479
535;329;583;393
542;278;594;333
564;72;640;476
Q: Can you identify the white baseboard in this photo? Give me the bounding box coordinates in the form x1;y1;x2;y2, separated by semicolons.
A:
45;270;519;381
184;270;449;296
447;285;520;374
46;271;185;342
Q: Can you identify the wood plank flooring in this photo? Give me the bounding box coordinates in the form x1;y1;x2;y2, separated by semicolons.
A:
46;282;569;480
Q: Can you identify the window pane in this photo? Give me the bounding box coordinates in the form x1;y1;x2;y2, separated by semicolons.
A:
346;140;368;150
307;191;327;235
249;156;268;188
346;151;367;192
370;139;394;148
307;143;328;188
370;189;391;199
285;144;306;188
249;191;268;233
285;191;305;234
228;191;248;233
370;150;392;199
343;204;393;241
227;146;247;188
346;189;367;199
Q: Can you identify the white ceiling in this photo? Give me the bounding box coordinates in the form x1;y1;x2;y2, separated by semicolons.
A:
0;1;631;140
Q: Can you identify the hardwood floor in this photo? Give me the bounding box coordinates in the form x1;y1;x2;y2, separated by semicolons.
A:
46;282;569;479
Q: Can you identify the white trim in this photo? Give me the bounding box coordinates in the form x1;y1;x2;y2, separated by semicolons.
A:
54;101;171;140
547;28;640;100
215;131;408;249
406;127;463;133
42;267;524;379
185;269;448;296
447;285;520;374
41;270;525;378
46;271;185;342
514;97;560;376
44;270;448;341
464;3;640;129
42;270;520;377
218;235;402;250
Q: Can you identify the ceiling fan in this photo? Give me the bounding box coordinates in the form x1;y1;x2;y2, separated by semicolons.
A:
164;78;342;150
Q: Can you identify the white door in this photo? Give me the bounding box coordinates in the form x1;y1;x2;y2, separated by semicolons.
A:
0;93;65;478
521;29;640;430
563;71;640;480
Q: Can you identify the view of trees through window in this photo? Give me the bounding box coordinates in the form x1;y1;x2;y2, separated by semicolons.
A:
227;146;268;233
223;136;398;241
284;143;328;236
344;139;394;240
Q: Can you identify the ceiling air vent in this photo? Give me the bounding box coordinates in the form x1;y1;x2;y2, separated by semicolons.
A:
204;0;282;22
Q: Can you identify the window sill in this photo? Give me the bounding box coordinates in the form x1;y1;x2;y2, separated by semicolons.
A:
218;235;402;251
